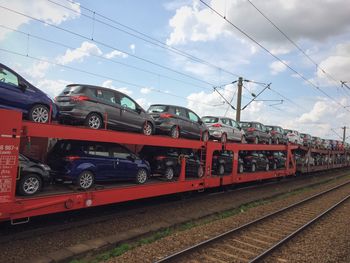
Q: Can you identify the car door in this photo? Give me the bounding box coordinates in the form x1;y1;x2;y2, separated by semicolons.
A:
86;143;114;181
93;88;121;128
0;66;31;113
230;119;242;141
174;107;192;137
187;110;202;138
110;144;138;180
220;118;235;140
260;124;269;142
119;94;145;131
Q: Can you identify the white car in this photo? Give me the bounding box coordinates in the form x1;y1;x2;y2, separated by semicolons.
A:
284;129;303;145
202;116;245;143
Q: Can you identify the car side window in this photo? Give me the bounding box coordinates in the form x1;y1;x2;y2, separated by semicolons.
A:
89;144;109;157
221;118;231;126
111;145;131;159
0;68;19;87
174;107;187;117
188;111;199;122
120;96;136;110
96;89;117;104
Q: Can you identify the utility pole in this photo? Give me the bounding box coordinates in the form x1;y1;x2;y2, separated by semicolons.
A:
342;126;346;144
236;77;243;122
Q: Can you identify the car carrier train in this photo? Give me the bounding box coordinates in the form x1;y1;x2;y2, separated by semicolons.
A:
0;109;349;224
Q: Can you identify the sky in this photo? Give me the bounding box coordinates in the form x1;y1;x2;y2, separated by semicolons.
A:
0;0;350;141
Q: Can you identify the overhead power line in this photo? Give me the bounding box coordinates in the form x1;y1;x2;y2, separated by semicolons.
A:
0;47;222;108
48;0;242;79
199;0;350;113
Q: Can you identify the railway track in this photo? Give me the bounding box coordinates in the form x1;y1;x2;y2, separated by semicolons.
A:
0;169;347;245
156;178;350;263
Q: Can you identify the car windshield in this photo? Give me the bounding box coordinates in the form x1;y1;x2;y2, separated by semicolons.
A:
240;122;251;128
284;129;292;135
60;85;83;96
202;117;218;123
147;105;167;113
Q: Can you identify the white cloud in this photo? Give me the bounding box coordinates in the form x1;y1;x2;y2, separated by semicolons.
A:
36;79;70;99
136;98;151;109
317;42;350;84
57;41;102;65
166;0;350;53
26;60;51;79
104;50;128;59
269;60;288;75
140;87;152;94
130;44;135;54
0;0;80;40
102;80;133;96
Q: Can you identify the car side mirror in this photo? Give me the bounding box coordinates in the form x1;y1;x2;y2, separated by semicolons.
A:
127;155;135;162
136;106;142;114
198;120;203;125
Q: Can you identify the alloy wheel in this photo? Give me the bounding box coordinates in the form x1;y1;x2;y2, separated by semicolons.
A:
143;122;153;136
164;167;174;181
79;171;94;189
22;176;40;195
88;115;102;129
136;169;148;184
31;105;49;123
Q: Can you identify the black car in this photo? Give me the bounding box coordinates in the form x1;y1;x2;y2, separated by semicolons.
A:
240;151;269;172
240;121;272;144
140;146;204;180
147;104;209;141
0;63;58;123
55;84;155;135
266;125;287;144
17;154;51;196
265;151;286;170
212;150;233;175
47;140;151;189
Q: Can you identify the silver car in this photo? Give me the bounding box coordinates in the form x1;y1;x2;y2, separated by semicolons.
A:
201;116;245;143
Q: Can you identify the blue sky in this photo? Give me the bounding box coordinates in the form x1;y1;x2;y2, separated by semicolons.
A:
0;0;350;141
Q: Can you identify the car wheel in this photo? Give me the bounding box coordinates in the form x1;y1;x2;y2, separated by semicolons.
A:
266;163;270;171
268;138;272;145
18;174;42;196
202;130;209;142
255;137;259;144
29;104;49;123
136;168;148;184
238;164;244;173
77;170;94;189
218;164;225;175
170;126;180;139
251;163;256;172
197;165;204;178
221;133;227;143
85;113;102;129
142;121;153;136
273;162;277;170
164;167;174;181
275;138;279;144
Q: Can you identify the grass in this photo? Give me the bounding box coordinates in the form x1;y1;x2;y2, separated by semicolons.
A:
71;173;350;262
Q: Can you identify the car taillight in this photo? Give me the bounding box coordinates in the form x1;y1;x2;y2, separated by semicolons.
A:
160;113;173;118
65;156;80;161
247;128;255;132
155;156;166;160
212;123;222;127
70;95;90;102
270;130;277;135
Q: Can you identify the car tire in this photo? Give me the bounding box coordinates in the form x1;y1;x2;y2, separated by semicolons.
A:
255;137;259;144
218;164;225;175
85;113;103;129
170;126;180;139
251;163;256;172
18;173;42;196
77;170;94;189
29;104;49;123
164;167;174;181
238;164;244;173
197;165;204;178
266;163;270;171
202;131;209;142
221;133;227;143
136;168;148;184
142;121;153;136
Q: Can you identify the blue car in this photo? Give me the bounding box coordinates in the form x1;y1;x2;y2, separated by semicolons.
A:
47;140;151;189
0;63;57;122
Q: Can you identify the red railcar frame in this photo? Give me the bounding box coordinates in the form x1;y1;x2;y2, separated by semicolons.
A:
0;109;346;222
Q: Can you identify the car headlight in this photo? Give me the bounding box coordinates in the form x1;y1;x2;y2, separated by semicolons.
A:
40;164;51;171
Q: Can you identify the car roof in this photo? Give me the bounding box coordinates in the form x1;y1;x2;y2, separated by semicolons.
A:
67;84;125;95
